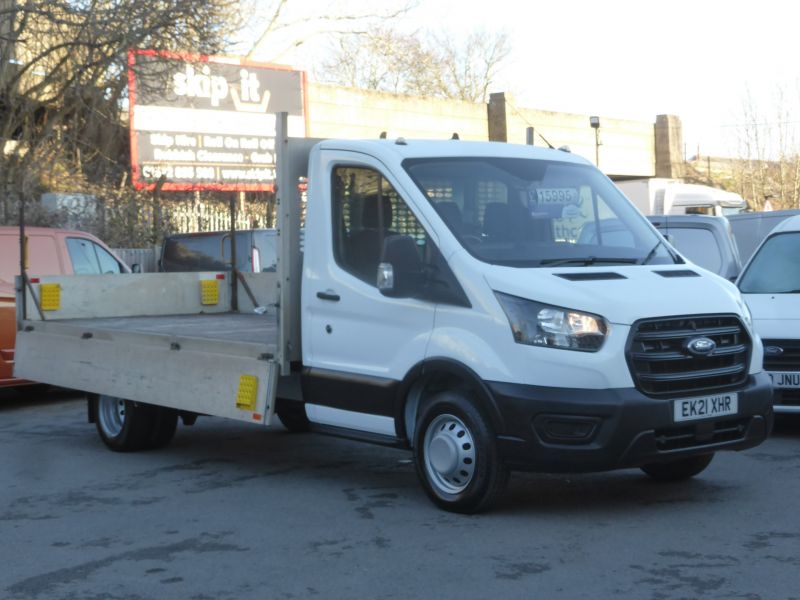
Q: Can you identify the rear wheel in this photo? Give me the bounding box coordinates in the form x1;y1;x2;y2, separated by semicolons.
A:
641;453;715;481
414;391;509;514
147;407;178;449
94;394;155;452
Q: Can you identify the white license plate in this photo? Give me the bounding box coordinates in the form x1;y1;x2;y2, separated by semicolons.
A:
673;393;738;422
768;372;800;388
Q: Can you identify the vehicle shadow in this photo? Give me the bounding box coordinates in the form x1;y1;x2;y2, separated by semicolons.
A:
772;414;800;436
154;422;750;518
0;386;82;411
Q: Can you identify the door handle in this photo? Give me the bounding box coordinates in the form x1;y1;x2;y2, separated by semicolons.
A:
316;291;340;302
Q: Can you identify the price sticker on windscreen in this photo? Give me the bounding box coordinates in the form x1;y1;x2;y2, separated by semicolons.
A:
536;188;579;205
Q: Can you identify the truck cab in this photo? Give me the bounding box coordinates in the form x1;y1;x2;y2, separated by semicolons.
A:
298;139;771;510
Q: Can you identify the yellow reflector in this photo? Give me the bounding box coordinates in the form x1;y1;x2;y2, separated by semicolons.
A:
39;283;61;311
200;279;219;305
236;374;258;411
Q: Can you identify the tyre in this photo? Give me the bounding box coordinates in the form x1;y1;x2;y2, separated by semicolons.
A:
276;399;310;433
641;453;715;481
414;391;509;514
93;394;156;452
147;407;178;449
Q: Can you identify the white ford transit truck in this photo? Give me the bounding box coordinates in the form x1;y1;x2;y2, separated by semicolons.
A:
14;115;773;513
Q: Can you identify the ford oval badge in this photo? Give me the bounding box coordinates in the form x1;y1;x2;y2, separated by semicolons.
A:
687;337;716;356
764;345;784;356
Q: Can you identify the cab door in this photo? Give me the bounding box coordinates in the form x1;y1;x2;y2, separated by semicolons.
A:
301;153;438;435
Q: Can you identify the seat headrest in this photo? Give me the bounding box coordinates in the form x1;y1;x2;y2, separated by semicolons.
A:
362;195;393;229
483;202;510;237
435;201;462;229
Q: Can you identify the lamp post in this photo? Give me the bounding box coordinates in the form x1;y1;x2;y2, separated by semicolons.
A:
589;115;600;167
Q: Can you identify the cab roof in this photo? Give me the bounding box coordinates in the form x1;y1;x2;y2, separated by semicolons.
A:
314;138;592;166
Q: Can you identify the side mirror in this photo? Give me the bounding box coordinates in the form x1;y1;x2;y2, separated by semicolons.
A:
377;235;422;297
131;263;141;273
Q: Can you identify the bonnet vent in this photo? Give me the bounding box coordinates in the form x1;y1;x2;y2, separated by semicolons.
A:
654;270;700;278
555;272;626;281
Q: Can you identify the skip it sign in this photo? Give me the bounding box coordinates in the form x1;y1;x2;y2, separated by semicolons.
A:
128;49;306;192
172;64;271;112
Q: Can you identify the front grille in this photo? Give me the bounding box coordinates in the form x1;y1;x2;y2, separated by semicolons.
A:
654;417;750;451
626;314;751;397
761;339;800;371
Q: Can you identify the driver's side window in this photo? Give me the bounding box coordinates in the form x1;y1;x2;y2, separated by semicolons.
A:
331;166;427;286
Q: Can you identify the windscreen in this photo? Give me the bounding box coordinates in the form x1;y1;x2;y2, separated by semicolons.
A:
738;232;800;293
404;157;674;267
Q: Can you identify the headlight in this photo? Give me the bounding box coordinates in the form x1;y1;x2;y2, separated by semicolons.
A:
495;292;609;352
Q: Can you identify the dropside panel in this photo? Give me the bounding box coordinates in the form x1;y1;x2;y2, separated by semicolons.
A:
15;319;278;425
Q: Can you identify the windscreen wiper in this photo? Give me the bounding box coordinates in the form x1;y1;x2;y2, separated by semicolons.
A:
639;240;663;265
640;239;683;265
540;256;639;267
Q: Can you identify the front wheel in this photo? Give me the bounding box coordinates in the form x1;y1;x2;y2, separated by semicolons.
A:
641;453;715;481
414;391;509;514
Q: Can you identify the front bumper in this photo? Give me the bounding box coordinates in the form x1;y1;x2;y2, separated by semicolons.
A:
488;371;774;473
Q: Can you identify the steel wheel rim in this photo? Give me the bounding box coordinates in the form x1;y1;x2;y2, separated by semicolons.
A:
97;395;126;437
423;413;476;495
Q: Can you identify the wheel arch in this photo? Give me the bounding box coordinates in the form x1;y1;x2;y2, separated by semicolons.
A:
396;358;504;447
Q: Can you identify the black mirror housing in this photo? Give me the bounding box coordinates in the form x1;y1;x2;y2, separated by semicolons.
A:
378;235;422;297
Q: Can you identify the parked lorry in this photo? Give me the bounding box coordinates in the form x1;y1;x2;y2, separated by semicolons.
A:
616;178;747;217
14;116;772;512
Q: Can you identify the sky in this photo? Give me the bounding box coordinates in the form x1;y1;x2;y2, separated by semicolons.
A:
247;0;800;159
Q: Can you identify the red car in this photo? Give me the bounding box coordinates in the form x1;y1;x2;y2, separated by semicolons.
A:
0;226;129;388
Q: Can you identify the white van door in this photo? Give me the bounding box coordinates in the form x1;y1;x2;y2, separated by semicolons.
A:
301;156;437;435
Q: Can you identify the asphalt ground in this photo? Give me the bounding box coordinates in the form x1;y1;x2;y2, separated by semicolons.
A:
1;389;799;600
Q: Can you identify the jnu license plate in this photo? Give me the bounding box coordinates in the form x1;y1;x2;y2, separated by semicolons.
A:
673;392;738;423
768;372;800;388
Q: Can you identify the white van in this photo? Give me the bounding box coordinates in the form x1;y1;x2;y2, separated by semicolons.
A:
14;131;774;513
737;215;800;414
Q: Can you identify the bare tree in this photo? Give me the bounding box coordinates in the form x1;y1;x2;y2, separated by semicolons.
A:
242;0;417;61
317;27;511;103
0;0;243;241
434;29;510;103
726;84;800;210
319;28;438;96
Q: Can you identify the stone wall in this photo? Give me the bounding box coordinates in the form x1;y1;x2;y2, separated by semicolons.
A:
489;93;656;178
304;84;671;179
306;83;488;141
